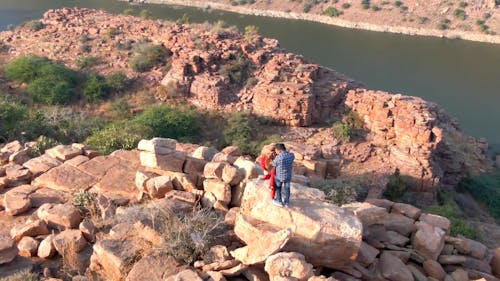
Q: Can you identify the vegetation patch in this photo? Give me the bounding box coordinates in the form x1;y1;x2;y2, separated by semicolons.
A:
384;168;408;201
459;172;500;220
84;74;108;101
129;43;172;72
311;178;368;205
323;7;343;17
220;54;252;86
426;191;478;239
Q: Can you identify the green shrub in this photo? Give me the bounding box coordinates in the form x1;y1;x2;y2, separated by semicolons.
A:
105;71;128;92
84;74;108;101
224;112;253;154
177;13;191;24
342;3;351;8
245;77;258;89
459;172;500;219
130;43;171;72
323;7;343;17
244;25;259;44
454;9;467;20
85;121;145;154
0;95;27;142
343;110;364;130
372;5;381;11
361;0;371;9
394;0;403;7
123;8;134;15
427;191;477;239
459;1;468;8
332;121;351;142
109;98;132;119
311;178;367;205
220;54;252;86
28;76;73;105
418;16;429;24
30;135;58;157
384;168;408;201
140;9;153;19
5;56;52;83
303;3;312;13
76;56;99;70
134;105;201;141
24;20;44;31
104;27;121;39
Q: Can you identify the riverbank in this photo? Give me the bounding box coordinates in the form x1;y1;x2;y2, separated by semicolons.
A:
122;0;500;44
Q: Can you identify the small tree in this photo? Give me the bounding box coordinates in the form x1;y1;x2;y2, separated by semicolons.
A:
384;168;408;200
244;25;259;44
332;121;351;142
84;74;108;101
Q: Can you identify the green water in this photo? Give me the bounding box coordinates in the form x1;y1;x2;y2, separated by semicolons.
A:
1;0;499;150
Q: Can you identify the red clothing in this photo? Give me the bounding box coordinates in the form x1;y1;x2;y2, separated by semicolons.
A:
259;155;276;199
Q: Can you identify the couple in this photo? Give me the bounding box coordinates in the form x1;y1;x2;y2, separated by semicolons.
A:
259;143;295;207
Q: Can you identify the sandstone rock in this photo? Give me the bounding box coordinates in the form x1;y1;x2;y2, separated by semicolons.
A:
242;266;269;281
240;180;362;271
138;138;177;154
192;146;219;161
407;263;428;281
38;203;82;230
38;234;56;258
225;207;239;226
392;203;421;220
330;271;359;281
0;177;8;189
204;245;231;264
65;155;90;167
204;162;226;179
342;202;387;227
53;229;88;254
1;140;22;154
231;181;247;207
17;236;39;257
204;179;231;205
136;170;154;191
0;235;17;265
383;213;416;236
464;257;492;274
205;271;227;281
9;149;31;165
22;154;62;176
140;151;186;172
233;158;263;180
231;222;292;264
212;152;238;164
414;221;445;261
126;252;189;281
5;165;32;181
79;220;96;243
451;268;469;281
445;236;488;260
364;199;394;211
386;230;410;246
201;259;241;272
28;187;68;207
492;247;500;278
438;255;467;265
10;218;50;241
356;241;379;266
90;238;143;281
145;176;174;198
265;252;314;281
419;213;451;234
173;269;204;281
308;276;337;281
183;157;207;175
3;184;36;215
423;260;446;281
92;161;142;200
222;165;245;186
384;250;411;263
45;144;82;161
379;251;414;281
33;163;97;192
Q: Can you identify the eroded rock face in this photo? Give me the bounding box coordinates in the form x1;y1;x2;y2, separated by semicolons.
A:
0;235;17;265
240;180;362;271
264;252;314;281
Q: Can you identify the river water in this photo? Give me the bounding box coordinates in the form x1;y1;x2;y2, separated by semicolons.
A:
1;0;499;150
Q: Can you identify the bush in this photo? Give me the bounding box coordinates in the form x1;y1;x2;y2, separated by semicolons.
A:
394;0;403;7
426;191;477;238
303;3;312;13
130;43;171;72
361;0;371;9
140;9;153;19
103;27;121;39
73;190;99;218
332;121;351;142
311;178;367;205
76;56;99;70
384;168;408;201
0;269;39;281
418;17;429;24
323;7;343;17
177;13;191;24
30;135;58;157
156;207;225;264
459;1;468;8
84;74;108;101
105;71;128;92
123;8;134;15
454;9;467;20
28;76;73;105
224;112;253;154
109;98;132;119
342;3;351;9
459;172;500;219
24;20;44;31
85;121;145;154
0;95;27;142
220;54;252;86
244;25;259;44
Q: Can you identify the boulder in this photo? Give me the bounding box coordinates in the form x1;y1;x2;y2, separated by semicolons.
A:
204;179;232;205
1;140;22;154
240;180;362;271
33;163;97;192
29;187;68;207
126;252;189;281
419;213;451;234
53;229;88;254
204;162;226;179
438;255;467;265
145;176;174;198
356;241;380;266
140;151;186;172
79;220;97;243
45;144;82;161
9;149;31;165
0;235;17;264
392;203;421;220
233;158;264;180
204;245;231;264
386;230;410;246
173;269;204;281
183;157;207;175
492;247;500;278
5;165;32;181
22;154;62;176
38;235;56;258
10;218;50;241
231;215;292;265
406;263;428;281
222;165;245;186
413;222;445;261
451;268;469;281
364;198;394;211
379;252;414;281
205;271;227;281
423;260;446;281
3;184;36;215
382;213;417;236
264;252;314;281
65;155;90;167
192;146;219;161
37;203;82;230
137;138;177;154
17;236;39;257
342;202;387;226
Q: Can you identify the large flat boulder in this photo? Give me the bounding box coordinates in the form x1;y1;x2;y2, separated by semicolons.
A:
264;252;314;281
45;145;82;161
0;235;17;265
33;164;97;192
93;162;139;200
413;221;445;261
22;154;62;177
10;218;50;241
3;184;37;215
37;203;82;230
240;180;362;271
126;252;189;281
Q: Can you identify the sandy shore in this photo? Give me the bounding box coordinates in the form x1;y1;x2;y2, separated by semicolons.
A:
121;0;500;45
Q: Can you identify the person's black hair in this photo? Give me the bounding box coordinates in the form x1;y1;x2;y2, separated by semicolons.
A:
274;143;286;152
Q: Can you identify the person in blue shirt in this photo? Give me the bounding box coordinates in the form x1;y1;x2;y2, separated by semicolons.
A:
271;143;295;207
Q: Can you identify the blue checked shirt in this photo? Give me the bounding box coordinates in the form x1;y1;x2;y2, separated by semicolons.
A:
272;151;295;182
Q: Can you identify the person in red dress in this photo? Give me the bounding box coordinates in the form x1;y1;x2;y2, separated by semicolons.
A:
257;144;277;199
